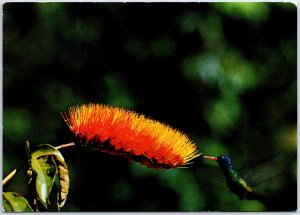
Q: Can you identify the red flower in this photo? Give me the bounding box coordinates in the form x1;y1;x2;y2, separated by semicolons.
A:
63;104;200;169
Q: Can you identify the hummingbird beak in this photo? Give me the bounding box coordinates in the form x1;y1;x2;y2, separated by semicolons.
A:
203;155;218;161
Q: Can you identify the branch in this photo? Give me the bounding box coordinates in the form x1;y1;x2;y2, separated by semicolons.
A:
2;169;17;186
55;142;75;150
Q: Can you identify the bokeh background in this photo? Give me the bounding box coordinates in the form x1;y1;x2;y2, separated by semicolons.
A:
3;2;297;212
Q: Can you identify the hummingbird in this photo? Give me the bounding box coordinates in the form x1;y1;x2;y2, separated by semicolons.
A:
203;155;268;205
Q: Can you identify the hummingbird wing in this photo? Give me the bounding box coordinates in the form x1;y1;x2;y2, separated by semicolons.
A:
240;152;294;187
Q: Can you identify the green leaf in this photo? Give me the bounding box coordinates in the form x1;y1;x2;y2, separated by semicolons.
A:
31;155;58;208
32;144;59;158
28;144;70;209
3;192;34;212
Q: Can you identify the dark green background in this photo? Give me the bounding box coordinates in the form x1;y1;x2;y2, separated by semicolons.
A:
3;3;297;211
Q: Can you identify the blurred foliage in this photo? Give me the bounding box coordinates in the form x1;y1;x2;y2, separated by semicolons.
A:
3;2;297;212
214;3;271;25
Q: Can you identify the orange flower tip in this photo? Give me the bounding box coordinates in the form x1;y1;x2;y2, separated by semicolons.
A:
63;103;201;169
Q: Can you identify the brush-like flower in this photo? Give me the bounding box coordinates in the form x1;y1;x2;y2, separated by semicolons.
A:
63;103;200;169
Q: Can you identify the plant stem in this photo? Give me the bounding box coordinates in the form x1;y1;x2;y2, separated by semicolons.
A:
2;169;17;186
55;142;75;150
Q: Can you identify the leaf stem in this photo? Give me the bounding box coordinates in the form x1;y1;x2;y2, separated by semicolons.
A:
2;169;17;186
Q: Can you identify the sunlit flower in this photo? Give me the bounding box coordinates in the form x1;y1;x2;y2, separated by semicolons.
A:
63;103;200;169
